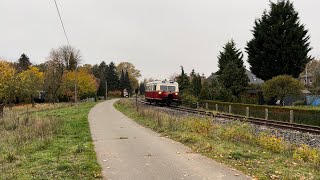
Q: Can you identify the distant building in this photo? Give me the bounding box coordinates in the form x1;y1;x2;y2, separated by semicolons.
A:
298;74;314;86
245;70;264;84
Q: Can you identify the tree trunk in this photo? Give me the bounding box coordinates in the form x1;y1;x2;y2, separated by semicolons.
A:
0;104;4;118
31;94;35;108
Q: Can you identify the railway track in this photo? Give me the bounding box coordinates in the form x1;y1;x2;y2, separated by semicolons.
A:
137;99;320;134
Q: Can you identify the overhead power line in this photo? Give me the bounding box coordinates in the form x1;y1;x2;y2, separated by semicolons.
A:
53;0;70;46
52;0;78;103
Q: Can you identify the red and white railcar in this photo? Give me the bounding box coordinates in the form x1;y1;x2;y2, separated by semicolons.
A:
145;80;179;105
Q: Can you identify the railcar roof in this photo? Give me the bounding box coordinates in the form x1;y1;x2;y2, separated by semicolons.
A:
146;81;178;85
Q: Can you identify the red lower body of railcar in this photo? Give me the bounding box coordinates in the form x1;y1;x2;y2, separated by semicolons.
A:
145;91;179;104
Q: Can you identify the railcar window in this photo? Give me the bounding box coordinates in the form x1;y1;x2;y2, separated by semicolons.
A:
168;86;176;92
160;85;167;91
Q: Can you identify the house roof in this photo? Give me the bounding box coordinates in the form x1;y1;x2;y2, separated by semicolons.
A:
206;70;264;84
245;70;264;84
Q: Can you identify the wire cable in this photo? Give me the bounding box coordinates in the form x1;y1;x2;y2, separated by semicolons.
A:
53;0;70;46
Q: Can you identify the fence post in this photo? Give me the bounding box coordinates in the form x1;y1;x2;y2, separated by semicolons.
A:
229;105;232;114
135;94;138;112
215;104;218;112
206;103;208;110
196;102;199;109
290;110;294;123
246;107;249;118
265;108;268;120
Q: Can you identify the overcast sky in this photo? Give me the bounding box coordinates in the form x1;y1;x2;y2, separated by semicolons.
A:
0;0;319;80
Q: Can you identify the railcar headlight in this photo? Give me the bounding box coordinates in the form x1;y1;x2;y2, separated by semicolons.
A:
175;92;178;95
158;91;162;95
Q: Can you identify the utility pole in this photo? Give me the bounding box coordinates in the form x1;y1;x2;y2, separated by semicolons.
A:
75;63;78;103
105;80;108;100
305;64;308;86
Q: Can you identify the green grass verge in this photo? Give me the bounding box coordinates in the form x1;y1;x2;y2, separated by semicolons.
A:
114;99;320;180
0;102;102;179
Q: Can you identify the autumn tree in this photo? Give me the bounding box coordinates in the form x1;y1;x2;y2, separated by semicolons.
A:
58;46;81;71
18;67;44;107
246;0;311;80
61;69;98;100
262;75;303;103
307;59;320;94
116;62;141;89
0;60;19;105
17;53;32;72
80;64;93;73
43;49;65;102
300;59;320;77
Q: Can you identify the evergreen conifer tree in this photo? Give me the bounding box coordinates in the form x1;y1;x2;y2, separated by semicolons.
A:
17;53;32;72
218;41;248;99
105;62;119;92
97;61;107;96
139;82;145;95
124;71;132;93
246;0;311;80
119;69;125;90
191;73;202;97
217;40;243;75
176;66;190;94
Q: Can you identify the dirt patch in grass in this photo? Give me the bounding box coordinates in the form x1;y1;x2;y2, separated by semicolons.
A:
0;102;102;179
115;99;320;180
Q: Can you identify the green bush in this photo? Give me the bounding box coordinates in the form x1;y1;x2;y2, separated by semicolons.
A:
181;92;198;108
257;133;287;153
293;100;306;106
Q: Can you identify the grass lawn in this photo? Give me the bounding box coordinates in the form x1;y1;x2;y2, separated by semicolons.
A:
115;99;320;180
0;102;102;179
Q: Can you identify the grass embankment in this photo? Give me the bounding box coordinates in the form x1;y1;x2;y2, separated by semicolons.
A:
115;99;320;180
0;102;101;179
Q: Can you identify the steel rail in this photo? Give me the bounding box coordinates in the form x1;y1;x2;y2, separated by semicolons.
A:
137;99;320;134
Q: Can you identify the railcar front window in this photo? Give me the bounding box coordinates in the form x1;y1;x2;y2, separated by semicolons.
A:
160;85;167;91
168;86;176;92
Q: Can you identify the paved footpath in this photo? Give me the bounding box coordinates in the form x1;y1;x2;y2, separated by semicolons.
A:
89;99;251;180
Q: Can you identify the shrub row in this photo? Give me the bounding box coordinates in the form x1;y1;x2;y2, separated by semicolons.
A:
200;100;320;126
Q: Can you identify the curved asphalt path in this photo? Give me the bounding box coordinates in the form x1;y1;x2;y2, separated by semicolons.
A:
89;99;251;180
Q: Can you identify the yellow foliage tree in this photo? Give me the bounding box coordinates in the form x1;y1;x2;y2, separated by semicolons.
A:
18;66;44;106
61;69;98;100
116;62;141;89
0;60;19;104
